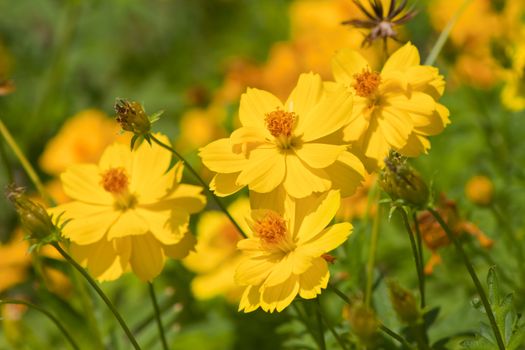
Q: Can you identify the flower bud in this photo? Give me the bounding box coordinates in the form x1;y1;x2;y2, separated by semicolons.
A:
347;302;379;343
465;175;493;206
115;99;151;135
380;152;429;208
388;281;420;325
6;186;55;241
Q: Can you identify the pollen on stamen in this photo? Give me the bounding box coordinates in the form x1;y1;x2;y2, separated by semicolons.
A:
264;109;296;138
352;69;381;98
100;167;129;194
254;211;287;245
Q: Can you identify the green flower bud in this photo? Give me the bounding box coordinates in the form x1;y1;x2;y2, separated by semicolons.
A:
115;99;151;135
6;186;55;241
388;281;421;325
347;302;379;343
380;152;429;208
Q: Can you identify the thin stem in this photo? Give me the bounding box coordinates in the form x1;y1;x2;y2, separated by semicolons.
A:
399;208;425;309
52;243;142;350
149;134;247;239
148;282;169;350
365;198;381;307
0;136;14;183
315;299;327;350
412;211;425;308
318;310;349;350
0;299;79;350
428;208;505;350
424;0;472;66
292;303;324;350
328;284;412;349
0;119;52;205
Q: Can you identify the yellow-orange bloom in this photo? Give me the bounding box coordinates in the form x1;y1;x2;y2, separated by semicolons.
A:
236;190;351;313
199;72;365;199
50;134;206;281
332;42;450;170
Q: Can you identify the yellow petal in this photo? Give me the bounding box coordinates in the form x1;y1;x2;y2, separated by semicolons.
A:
163;231;196;259
398;133;430;157
98;143;132;173
259;275;299;313
298;222;352;256
162;184;206;213
107;210;149;240
379;107;413;149
210;172;244;197
296;190;341;244
239;285;261;313
298;84;353;142
382;42;420;73
343;99;371;142
283;154;330;198
129;233;165;281
249;186;286;214
60;164;113;205
238;147;285;193
285;72;323;123
298;258;329;299
199;138;247;173
363;117;390;163
239;88;283;129
332;49;369;84
70;240;121;281
324;151;365;197
235;254;279;286
294;143;346;169
230;126;269;146
134;207;180;245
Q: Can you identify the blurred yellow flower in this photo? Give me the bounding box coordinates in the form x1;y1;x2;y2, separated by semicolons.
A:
50;134;206;282
332;42;450;169
39;109;130;176
502;39;525;111
336;173;377;222
200;72;365;199
237;190;351;313
184;197;250;302
465;175;494;206
0;232;31;292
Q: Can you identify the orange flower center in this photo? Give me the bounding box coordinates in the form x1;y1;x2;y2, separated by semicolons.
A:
353;69;381;98
254;211;287;245
100;167;129;194
265;109;296;138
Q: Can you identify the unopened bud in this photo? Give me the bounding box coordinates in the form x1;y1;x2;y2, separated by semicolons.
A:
6;186;55;241
380;152;429;208
388;281;420;325
115;99;151;135
347;302;379;343
465;175;493;206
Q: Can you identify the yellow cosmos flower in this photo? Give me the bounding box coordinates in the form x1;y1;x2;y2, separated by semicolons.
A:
332;42;450;169
199;72;365;199
183;197;250;302
50;134;206;282
236;190;351;313
502;40;525;111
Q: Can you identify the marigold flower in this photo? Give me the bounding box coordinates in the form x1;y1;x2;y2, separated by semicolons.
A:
236;190;352;313
199;72;365;199
332;42;450;169
49;133;206;282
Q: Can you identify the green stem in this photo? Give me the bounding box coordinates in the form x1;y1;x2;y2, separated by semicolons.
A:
315;299;327;350
0;299;79;350
317;305;349;350
148;282;169;350
327;285;413;349
292;303;324;350
428;208;505;350
0;119;53;205
412;211;425;308
424;0;473;66
0;135;14;183
52;243;142;350
399;208;425;310
365;199;381;307
149;134;247;239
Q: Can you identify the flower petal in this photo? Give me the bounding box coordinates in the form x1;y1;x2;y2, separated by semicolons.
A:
129;233;165;281
296;190;341;244
239;88;283;129
60;164;113;205
237;147;285;193
382;42;420;73
163;231;196;259
235;254;280;286
298;258;329;299
332;49;369;84
294;143;346;169
379;107;413;149
298;223;352;256
70;239;122;281
285;72;323;126
210;172;244;197
239;285;261;313
199;138;248;173
107;210;149;240
324;151;365;197
283;154;331;198
99;143;132;173
259;275;299;313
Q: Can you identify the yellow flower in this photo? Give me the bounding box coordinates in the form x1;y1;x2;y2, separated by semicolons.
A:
236;190;351;313
39;109;130;176
183;197;250;302
0;231;31;292
502;40;525;111
199;72;365;199
50;133;206;282
465;175;494;206
332;42;450;169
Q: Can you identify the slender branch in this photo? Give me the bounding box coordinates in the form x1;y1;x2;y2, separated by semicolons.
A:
327;284;412;349
148;282;169;350
315;299;327;350
398;208;425;309
365;199;381;307
0;119;53;205
52;243;142;350
0;135;14;183
149;134;247;239
427;208;505;350
412;211;425;308
424;0;472;65
0;299;79;350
